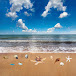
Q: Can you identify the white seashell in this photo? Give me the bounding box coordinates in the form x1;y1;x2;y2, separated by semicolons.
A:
18;62;22;65
14;55;18;57
60;62;64;66
25;54;28;58
50;56;53;60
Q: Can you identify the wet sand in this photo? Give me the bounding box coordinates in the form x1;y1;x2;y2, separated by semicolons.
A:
0;53;76;76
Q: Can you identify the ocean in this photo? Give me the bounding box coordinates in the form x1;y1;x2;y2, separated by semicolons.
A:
0;34;76;53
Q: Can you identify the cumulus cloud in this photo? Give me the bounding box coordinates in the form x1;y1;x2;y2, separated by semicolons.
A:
17;19;37;33
47;27;55;32
6;12;18;20
17;19;62;33
59;12;69;18
41;0;66;17
17;19;28;30
6;0;33;19
22;29;37;33
54;23;62;28
24;11;32;16
46;23;62;33
10;0;33;12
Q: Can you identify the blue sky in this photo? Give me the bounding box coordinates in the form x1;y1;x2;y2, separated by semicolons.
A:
0;0;76;34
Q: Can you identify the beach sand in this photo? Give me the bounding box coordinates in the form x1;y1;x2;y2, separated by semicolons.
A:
0;53;76;76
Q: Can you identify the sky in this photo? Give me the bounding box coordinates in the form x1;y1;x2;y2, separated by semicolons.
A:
0;0;76;34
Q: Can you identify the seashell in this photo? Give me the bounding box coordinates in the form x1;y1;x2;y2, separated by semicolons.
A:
60;62;64;66
14;55;18;57
14;55;18;59
18;62;22;65
54;58;60;63
25;54;28;59
10;64;15;65
3;56;8;59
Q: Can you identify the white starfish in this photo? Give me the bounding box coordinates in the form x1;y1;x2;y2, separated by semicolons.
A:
34;61;43;65
31;58;46;65
66;56;72;62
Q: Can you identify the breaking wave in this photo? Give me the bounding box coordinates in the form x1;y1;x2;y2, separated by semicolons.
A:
0;40;76;53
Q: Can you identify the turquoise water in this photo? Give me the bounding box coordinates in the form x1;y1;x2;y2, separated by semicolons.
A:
0;34;76;42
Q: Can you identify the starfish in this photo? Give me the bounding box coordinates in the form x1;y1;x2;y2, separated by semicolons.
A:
31;57;46;65
66;56;72;62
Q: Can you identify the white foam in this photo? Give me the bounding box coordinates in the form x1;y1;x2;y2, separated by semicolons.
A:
0;45;76;53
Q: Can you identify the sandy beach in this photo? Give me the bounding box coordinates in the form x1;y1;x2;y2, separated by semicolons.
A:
0;53;75;76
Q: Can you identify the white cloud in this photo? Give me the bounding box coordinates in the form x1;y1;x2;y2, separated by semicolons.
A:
47;27;55;32
10;0;33;12
17;19;28;30
47;23;62;33
24;11;32;16
22;29;37;33
54;23;62;28
41;0;66;17
17;19;37;33
6;12;18;20
59;12;69;18
6;0;33;19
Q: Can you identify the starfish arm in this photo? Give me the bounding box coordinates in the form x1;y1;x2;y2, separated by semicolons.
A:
66;57;67;59
35;62;39;65
41;58;46;61
69;60;70;62
66;60;68;62
39;61;43;63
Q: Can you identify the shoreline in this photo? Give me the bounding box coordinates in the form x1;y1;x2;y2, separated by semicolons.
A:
1;52;76;53
1;51;76;53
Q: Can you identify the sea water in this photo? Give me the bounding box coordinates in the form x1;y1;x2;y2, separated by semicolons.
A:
0;34;76;53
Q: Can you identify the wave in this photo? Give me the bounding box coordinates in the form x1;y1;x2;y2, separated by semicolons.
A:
0;40;76;43
0;40;76;53
0;46;76;53
0;34;76;53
